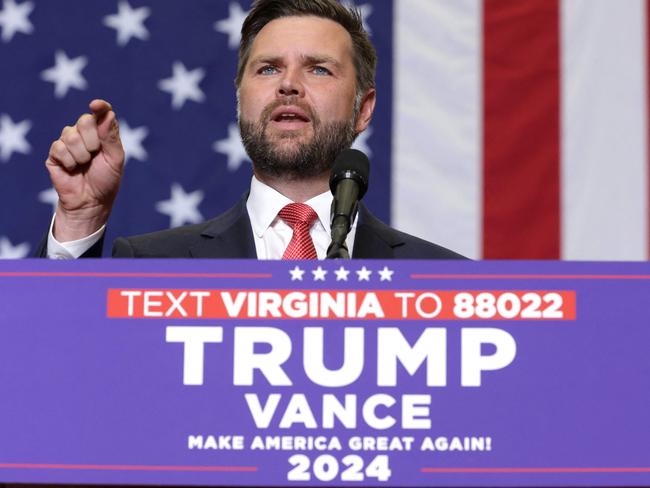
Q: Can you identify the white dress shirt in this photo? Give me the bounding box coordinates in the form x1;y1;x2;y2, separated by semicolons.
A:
47;176;357;259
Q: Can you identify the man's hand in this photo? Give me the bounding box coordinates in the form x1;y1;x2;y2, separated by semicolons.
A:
45;99;125;242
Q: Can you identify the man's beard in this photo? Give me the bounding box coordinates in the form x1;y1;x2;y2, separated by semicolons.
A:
239;100;357;181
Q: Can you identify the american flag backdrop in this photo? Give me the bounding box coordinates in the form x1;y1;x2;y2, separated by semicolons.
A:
0;0;648;261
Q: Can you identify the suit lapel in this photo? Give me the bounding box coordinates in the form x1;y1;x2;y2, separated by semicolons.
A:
351;204;405;259
188;195;257;258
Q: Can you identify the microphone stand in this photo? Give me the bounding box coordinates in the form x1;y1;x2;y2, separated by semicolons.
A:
326;201;358;259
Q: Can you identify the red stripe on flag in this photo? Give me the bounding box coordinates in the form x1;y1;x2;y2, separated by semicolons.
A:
483;0;561;259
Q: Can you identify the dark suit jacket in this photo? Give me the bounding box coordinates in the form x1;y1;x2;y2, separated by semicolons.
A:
106;196;464;259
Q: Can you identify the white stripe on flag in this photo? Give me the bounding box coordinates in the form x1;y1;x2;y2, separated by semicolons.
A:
392;0;482;259
561;0;648;260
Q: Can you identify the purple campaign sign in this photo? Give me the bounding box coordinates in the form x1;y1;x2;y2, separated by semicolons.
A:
0;259;649;487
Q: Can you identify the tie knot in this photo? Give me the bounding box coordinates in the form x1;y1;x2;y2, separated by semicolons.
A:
278;203;318;229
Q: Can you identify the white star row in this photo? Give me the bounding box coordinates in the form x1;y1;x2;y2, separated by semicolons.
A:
0;0;149;46
0;0;221;46
1;0;373;47
38;49;208;108
289;265;394;282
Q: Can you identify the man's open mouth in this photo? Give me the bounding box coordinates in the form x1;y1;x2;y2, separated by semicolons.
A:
270;106;311;124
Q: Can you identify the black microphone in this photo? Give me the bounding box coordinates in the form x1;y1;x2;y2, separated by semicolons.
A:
326;149;370;259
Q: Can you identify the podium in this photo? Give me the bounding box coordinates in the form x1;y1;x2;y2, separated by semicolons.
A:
1;259;649;487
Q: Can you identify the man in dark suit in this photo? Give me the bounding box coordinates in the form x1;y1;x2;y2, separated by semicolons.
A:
43;0;463;261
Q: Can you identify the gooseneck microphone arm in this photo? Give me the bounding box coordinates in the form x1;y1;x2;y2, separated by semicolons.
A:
326;149;370;259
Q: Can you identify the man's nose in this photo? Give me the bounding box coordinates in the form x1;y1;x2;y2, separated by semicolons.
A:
277;68;304;97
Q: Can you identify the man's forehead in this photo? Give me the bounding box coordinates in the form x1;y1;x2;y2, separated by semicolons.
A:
248;15;354;61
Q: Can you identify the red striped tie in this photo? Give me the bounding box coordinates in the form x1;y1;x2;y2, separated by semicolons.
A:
278;203;318;259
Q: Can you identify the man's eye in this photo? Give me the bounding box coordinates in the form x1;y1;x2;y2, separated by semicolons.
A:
259;66;278;75
312;66;331;76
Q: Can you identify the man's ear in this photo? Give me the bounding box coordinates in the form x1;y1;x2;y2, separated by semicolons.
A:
354;88;376;133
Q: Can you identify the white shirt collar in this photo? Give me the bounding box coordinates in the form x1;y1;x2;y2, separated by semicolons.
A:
247;175;334;236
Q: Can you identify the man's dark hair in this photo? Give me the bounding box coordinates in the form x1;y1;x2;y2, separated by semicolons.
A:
236;0;377;95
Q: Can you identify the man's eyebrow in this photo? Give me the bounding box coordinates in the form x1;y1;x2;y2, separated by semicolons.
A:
248;54;342;69
301;54;342;68
249;55;283;66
